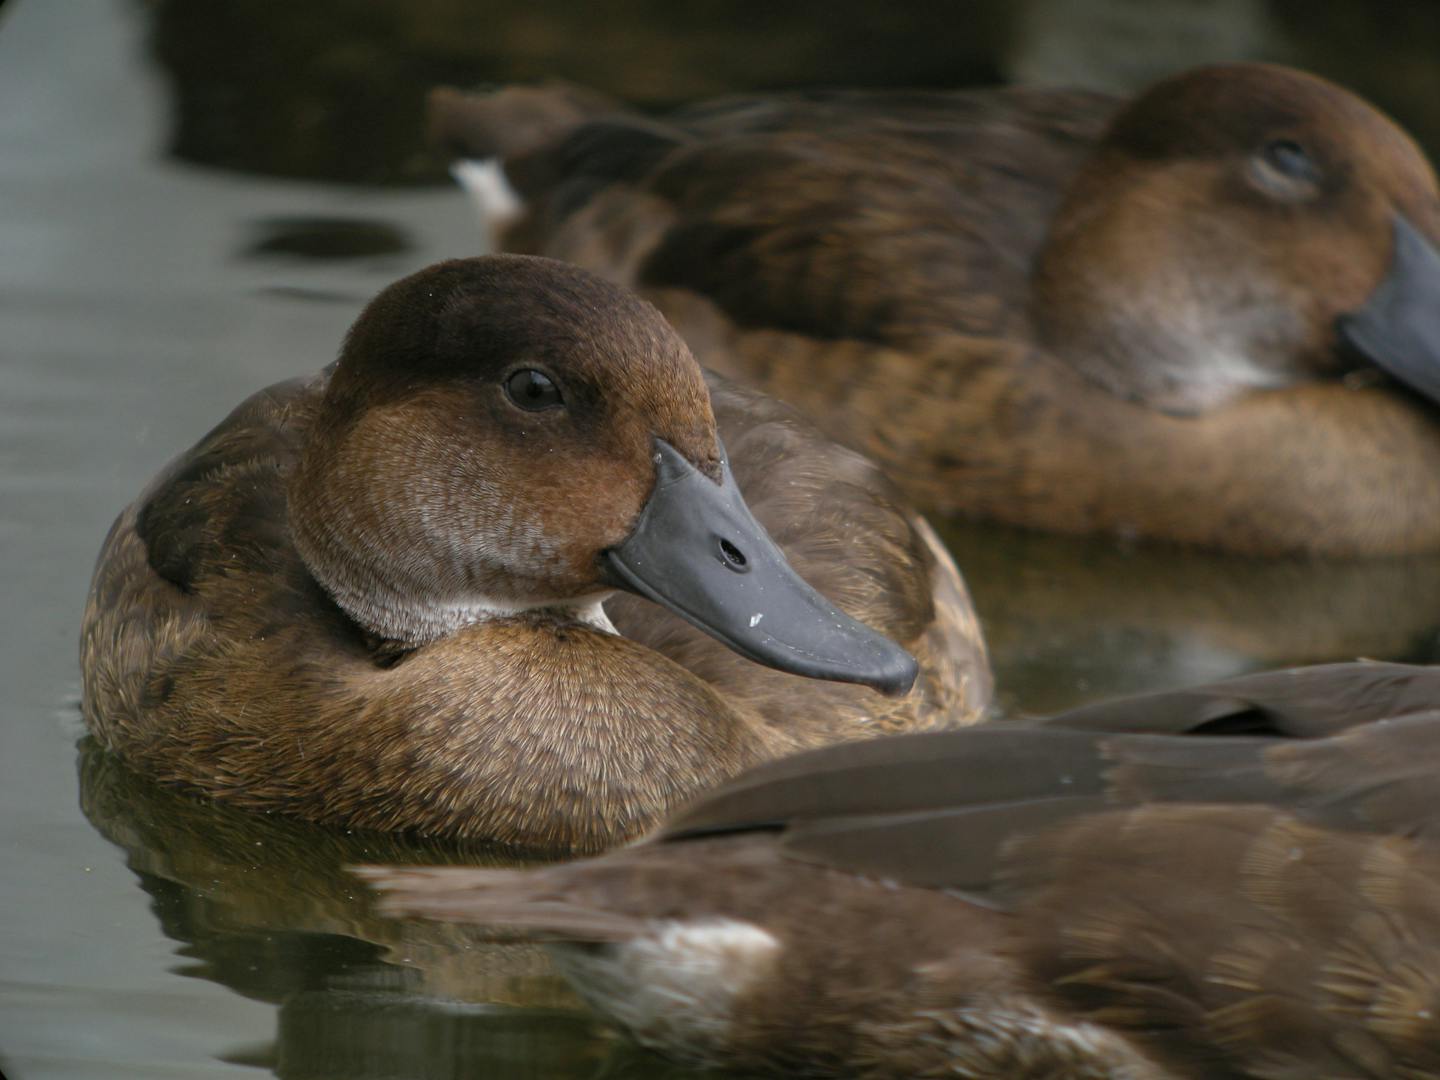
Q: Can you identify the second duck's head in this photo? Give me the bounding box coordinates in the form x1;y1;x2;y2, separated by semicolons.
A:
1035;63;1440;414
289;255;916;695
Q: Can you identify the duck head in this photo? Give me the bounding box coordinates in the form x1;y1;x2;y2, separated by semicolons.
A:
1034;63;1440;414
288;255;916;695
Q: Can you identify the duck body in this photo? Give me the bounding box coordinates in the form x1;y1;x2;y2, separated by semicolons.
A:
368;660;1440;1078
81;256;987;854
432;64;1440;556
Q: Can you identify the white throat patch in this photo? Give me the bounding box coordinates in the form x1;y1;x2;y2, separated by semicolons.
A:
437;591;620;637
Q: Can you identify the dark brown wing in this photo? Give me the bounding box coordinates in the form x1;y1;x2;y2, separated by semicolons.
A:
1046;660;1440;737
657;726;1260;895
134;375;320;593
660;666;1440;893
435;83;1115;344
637;87;1113;343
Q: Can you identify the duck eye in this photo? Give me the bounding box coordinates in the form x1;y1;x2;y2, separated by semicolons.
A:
504;368;563;411
1265;140;1314;177
1257;139;1322;186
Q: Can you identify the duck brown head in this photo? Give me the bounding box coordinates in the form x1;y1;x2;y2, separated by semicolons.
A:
1033;63;1440;414
288;255;916;695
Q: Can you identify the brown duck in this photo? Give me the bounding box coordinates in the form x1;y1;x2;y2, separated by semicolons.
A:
80;255;988;854
430;62;1440;556
367;660;1440;1078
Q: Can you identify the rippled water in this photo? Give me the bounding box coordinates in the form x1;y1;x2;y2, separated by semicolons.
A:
5;2;1440;1077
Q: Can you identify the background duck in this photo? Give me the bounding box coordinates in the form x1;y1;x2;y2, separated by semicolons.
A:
80;255;988;854
367;660;1440;1078
430;62;1440;557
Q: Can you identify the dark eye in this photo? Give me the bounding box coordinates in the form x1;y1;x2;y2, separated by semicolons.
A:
1257;139;1322;186
504;368;563;411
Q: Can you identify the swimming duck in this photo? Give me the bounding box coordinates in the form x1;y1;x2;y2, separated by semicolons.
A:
366;660;1440;1078
80;255;989;854
430;63;1440;556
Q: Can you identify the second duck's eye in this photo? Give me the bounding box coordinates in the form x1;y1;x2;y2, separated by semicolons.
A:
1252;139;1323;195
504;368;564;411
1264;140;1318;179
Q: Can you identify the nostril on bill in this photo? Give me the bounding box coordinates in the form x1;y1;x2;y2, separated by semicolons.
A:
718;538;749;571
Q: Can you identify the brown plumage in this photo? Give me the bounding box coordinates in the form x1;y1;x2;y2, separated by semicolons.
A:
365;661;1440;1078
80;255;988;855
431;63;1440;556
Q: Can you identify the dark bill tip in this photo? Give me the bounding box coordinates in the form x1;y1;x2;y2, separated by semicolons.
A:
602;439;918;697
1337;214;1440;406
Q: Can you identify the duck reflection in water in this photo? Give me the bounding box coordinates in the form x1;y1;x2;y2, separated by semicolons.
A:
76;737;654;1080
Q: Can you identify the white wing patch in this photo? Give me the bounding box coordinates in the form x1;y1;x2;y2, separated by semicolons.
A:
551;918;781;1056
452;158;524;240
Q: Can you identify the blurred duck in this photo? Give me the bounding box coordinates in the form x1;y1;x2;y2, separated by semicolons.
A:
430;63;1440;556
80;256;988;854
367;660;1440;1078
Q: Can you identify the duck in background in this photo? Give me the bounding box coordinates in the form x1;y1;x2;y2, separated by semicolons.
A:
81;255;988;855
367;659;1440;1078
430;63;1440;557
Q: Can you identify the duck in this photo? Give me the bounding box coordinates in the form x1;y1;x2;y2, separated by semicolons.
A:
428;62;1440;557
365;659;1440;1078
79;255;989;854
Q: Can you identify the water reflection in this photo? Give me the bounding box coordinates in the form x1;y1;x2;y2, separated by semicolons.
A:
940;520;1440;712
76;738;640;1077
276;996;602;1080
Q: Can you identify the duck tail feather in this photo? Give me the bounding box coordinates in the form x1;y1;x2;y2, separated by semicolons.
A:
354;864;645;942
780;794;1116;900
661;728;1110;840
